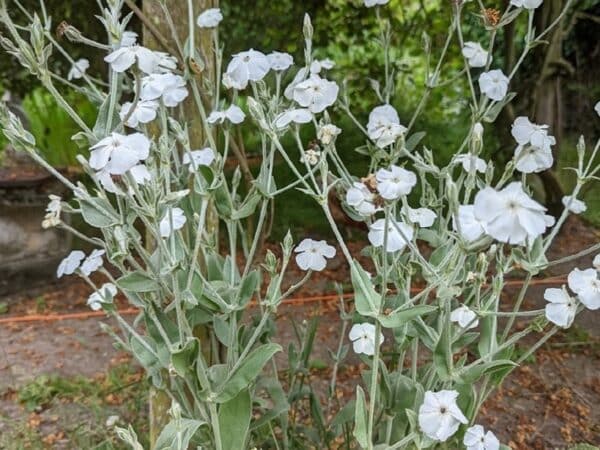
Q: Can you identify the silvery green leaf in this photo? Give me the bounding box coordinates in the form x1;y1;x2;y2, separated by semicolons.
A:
118;271;160;292
170;338;198;378
350;260;379;317
93;91;121;138
213;343;282;403
405;131;426;152
238;270;259;307
163;189;190;205
114;425;144;450
214;184;233;218
154;418;206;450
456;359;517;384
213;316;231;346
353;386;368;449
378;305;437;329
218;389;251;450
482;92;516;123
79;197;119;228
232;192;261;220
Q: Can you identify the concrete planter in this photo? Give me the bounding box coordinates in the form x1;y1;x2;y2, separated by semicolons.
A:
0;168;71;296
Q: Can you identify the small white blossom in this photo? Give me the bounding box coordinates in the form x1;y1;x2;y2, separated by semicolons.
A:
562;195;586;214
473;182;554;245
478;69;509;101
57;250;85;278
510;0;543;9
375;165;417;200
346;182;379;217
593;254;600;271
453;205;486;242
450;305;479;329
511;117;550;146
349;323;384;356
292;75;339;113
196;8;223;28
514;142;553;173
130;164;152;186
544;287;578;328
274;108;313;128
119;100;159;128
464;425;500;450
96;170;119;194
317;124;341;145
455;154;487;173
224;49;270;90
300;149;321;166
80;249;105;276
568;268;600;310
183;148;215;172
368;218;414;253
294;238;336;271
462;42;488;68
367;104;407;148
104;45;158;74
160;208;187;238
268;51;294;71
364;0;389;7
418;390;467;442
87;283;117;311
89;132;150;175
406;207;437;227
207;105;246;125
309;58;335;74
119;31;138;47
595;101;600;117
67;58;90;80
42;195;62;228
140;73;188;107
473;122;484;142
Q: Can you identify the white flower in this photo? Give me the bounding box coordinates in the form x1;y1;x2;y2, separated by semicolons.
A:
595;101;600;117
294;238;336;271
196;8;222;28
207;105;246;125
544;287;578;328
284;67;309;100
119;31;138;47
130;164;152;185
562;195;586;214
104;45;158;74
119;100;159;128
367;104;407;148
450;305;479;329
274;108;313;128
224;49;270;90
464;425;500;450
300;149;321;166
510;0;543;9
105;415;120;427
183;148;215;172
349;323;384;356
346;182;379;217
406;207;437;227
80;249;105;276
68;58;90;80
568;268;600;310
593;254;600;271
514;142;553;173
375;165;417;200
473;122;484;142
364;0;389;7
455;154;487;173
89;132;150;175
473;182;554;245
309;58;335;74
57;250;85;278
462;42;488;68
317;124;341;145
160;207;187;238
368;218;414;253
292;75;339;113
511;117;549;146
153;52;177;73
478;69;509;101
87;283;117;311
96;170;119;194
418;390;468;442
42;195;62;228
453;205;486;242
268;51;294;71
160;74;189;107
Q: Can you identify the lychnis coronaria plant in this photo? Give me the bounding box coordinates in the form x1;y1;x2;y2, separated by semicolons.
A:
0;0;597;448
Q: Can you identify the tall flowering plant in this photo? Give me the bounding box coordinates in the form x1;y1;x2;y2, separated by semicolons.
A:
1;0;598;448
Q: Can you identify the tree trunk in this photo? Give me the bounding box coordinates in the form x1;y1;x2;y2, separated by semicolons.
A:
141;0;218;445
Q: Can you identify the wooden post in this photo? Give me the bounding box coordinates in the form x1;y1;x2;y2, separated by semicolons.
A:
140;0;218;445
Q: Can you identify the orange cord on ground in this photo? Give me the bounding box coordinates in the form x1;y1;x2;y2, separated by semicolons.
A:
0;275;567;324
